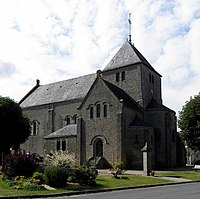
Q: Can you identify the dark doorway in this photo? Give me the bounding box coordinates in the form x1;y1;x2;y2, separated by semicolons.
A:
94;138;103;157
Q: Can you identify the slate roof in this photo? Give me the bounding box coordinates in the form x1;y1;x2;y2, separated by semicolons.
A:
146;98;174;112
103;79;142;112
102;42;161;76
20;73;96;108
129;115;151;127
44;124;77;139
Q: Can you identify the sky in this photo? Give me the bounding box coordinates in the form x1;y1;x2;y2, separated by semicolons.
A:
0;0;200;120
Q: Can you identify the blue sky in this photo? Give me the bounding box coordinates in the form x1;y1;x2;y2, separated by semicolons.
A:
0;0;200;119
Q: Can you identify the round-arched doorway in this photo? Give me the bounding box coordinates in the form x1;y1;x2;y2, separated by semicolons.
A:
93;138;103;157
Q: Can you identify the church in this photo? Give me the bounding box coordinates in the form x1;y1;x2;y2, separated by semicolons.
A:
19;39;185;169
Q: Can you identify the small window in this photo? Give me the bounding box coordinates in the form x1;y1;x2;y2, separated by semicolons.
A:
116;72;120;82
62;140;66;151
151;135;153;145
90;107;94;119
73;115;77;124
135;135;139;144
152;75;154;84
121;71;125;81
57;140;60;151
103;104;107;117
66;117;70;125
33;121;37;135
96;104;100;118
149;73;152;82
31;120;39;135
172;130;176;143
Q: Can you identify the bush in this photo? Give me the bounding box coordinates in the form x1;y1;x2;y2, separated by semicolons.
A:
2;152;38;179
31;172;45;184
73;166;98;186
44;150;76;169
114;161;125;170
3;175;45;191
44;166;68;187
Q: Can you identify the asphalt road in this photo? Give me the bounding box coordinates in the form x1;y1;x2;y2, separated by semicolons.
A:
46;182;200;199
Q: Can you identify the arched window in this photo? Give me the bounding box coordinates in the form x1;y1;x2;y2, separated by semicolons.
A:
149;73;152;82
90;107;94;119
96;104;100;118
57;140;60;151
67;117;70;125
121;71;125;81
73;115;77;124
103;104;107;117
62;139;66;151
32;120;38;135
116;72;120;82
33;121;37;135
152;74;154;84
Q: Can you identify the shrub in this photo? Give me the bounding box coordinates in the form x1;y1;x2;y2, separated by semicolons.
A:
31;172;45;184
44;166;68;187
3;175;45;191
114;161;126;170
44;150;76;169
74;166;98;186
2;152;38;179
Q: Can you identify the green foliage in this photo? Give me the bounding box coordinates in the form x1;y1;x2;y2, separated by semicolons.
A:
44;166;68;187
73;166;98;186
3;175;45;191
44;150;76;169
0;96;31;153
2;152;39;179
114;161;126;170
178;93;200;151
32;172;45;184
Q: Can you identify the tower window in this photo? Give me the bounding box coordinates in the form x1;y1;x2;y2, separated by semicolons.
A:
149;73;152;82
96;104;100;118
116;73;120;82
90;107;94;119
121;71;125;81
152;75;154;84
103;104;107;117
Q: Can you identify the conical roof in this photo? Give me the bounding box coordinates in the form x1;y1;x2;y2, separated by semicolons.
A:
103;42;161;76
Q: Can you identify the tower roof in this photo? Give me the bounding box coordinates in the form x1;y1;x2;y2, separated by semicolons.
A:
102;42;161;76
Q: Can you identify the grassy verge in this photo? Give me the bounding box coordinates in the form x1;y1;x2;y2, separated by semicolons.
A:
0;174;172;197
156;170;200;180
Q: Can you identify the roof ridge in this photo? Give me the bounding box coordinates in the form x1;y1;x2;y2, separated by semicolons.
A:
102;79;142;112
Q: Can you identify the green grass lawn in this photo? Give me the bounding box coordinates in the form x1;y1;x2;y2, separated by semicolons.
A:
1;170;200;197
156;170;200;180
96;174;171;188
0;173;172;197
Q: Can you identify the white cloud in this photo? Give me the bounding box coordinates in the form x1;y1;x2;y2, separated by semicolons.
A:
0;0;199;120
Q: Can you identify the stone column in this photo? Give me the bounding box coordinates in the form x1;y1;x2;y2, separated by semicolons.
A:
141;142;152;176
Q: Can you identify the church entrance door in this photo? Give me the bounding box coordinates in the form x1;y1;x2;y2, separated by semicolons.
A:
93;138;103;157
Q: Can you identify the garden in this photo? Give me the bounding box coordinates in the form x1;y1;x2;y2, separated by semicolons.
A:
1;150;200;198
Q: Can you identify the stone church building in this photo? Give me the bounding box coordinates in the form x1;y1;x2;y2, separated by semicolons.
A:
19;41;183;169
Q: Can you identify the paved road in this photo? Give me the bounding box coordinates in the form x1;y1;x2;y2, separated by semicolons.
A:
46;182;200;199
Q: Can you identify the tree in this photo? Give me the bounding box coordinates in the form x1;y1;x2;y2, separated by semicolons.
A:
178;93;200;151
0;96;31;153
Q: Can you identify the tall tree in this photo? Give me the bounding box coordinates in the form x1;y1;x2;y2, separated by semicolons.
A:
0;96;31;153
178;93;200;151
